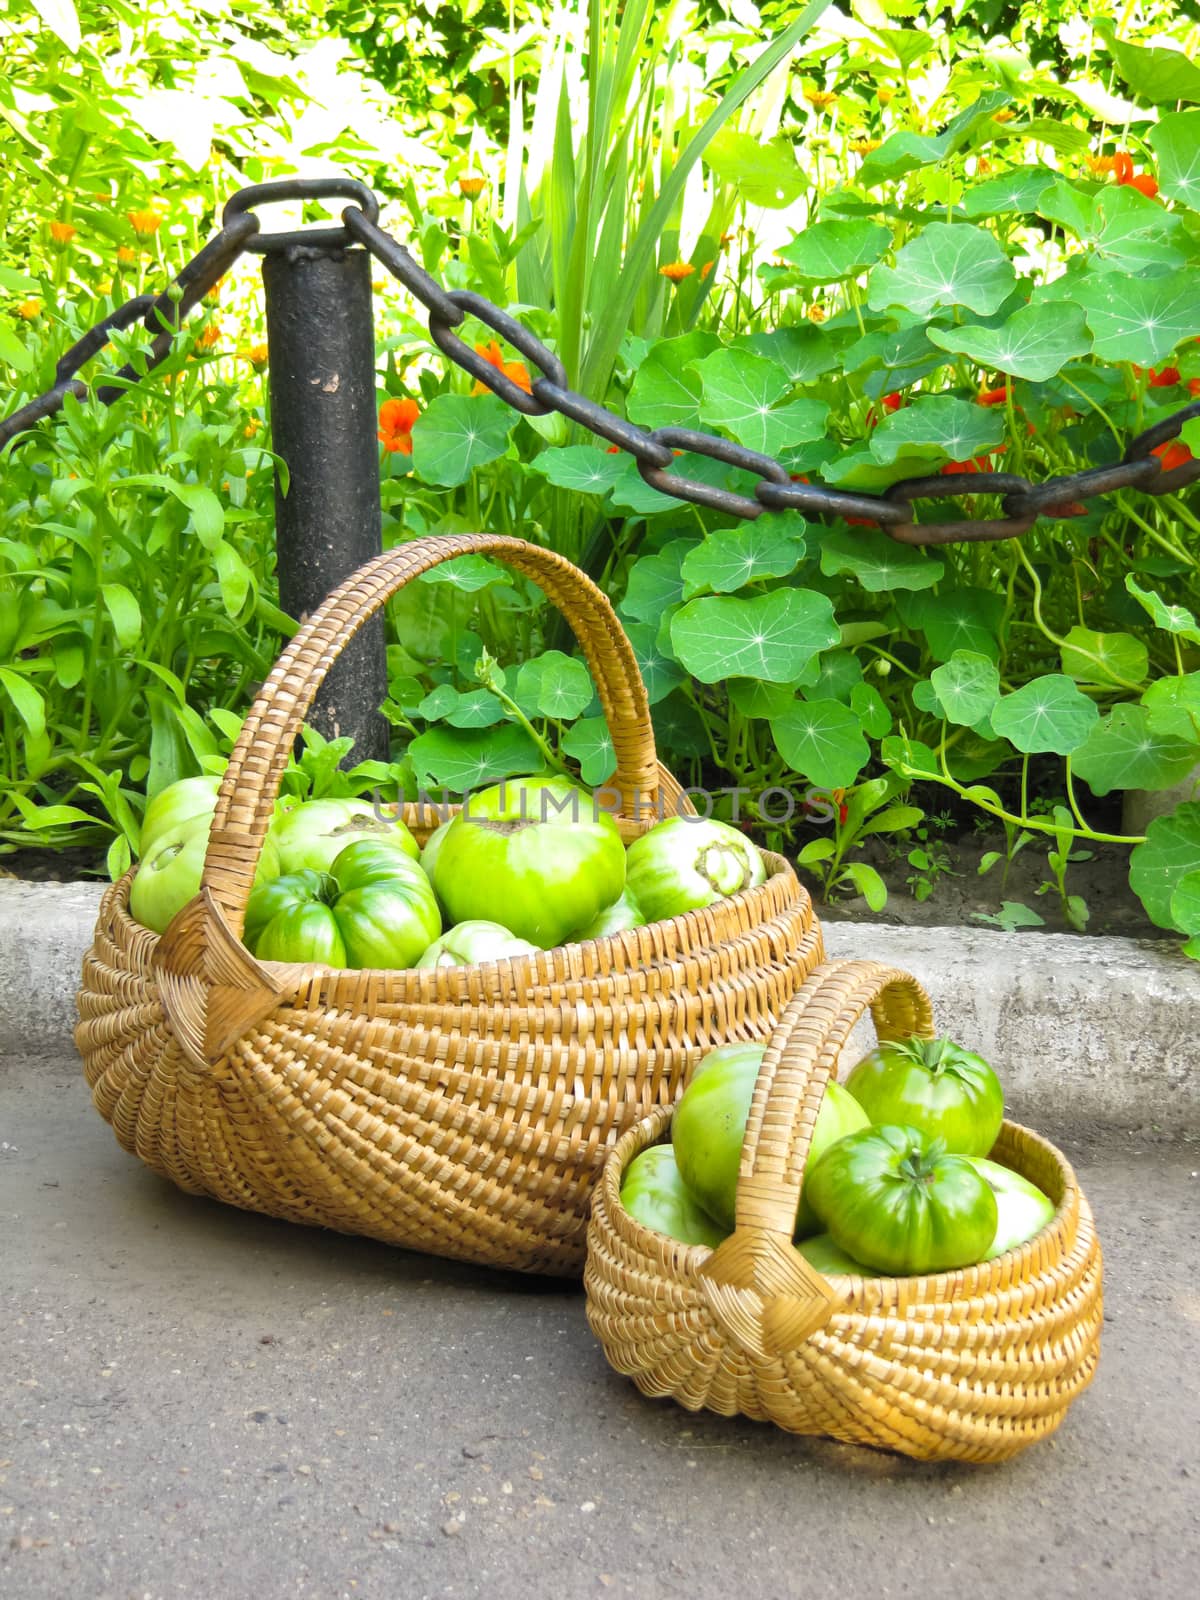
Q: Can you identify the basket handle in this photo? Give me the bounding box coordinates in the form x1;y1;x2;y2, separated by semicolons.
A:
202;534;670;933
733;959;936;1237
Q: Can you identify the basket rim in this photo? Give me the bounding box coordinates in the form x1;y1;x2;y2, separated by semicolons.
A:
593;1101;1087;1309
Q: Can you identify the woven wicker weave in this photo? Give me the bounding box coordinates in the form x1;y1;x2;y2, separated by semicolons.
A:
75;534;824;1275
585;959;1103;1461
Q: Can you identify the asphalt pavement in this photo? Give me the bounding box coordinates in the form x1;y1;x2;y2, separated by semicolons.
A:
1;1055;1197;1600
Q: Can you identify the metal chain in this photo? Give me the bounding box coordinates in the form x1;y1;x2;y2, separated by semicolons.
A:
5;180;1200;547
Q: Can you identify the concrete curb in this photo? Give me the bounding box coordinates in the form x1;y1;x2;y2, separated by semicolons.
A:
2;879;1196;1129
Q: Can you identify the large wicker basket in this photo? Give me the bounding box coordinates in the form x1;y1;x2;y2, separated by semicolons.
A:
75;534;824;1275
585;960;1103;1461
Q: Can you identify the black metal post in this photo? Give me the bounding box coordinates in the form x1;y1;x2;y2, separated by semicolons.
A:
262;244;389;760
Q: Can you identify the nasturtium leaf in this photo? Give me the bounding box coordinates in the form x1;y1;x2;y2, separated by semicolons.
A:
620;539;697;623
818;446;922;492
605;457;683;515
669;588;839;684
1148;111;1200;211
905;587;1005;663
561;717;616;787
525;446;627;498
703;129;805;208
1129;802;1200;931
989;674;1099;756
694;349;828;455
515;651;594;721
1034;177;1094;239
962;168;1057;218
771;699;871;789
746;326;840;384
417;686;506;729
410;394;513;487
681;515;807;597
804;649;863;703
420;554;509;592
927;303;1092;382
1170;871;1200;937
1125;576;1200;645
1059;626;1148;688
857;91;1011;186
818;524;944;593
625;331;720;430
777;219;892;283
1072;705;1200;798
842;323;948;392
869;396;1005;465
850;681;893;739
929;652;1001;728
651;694;709;760
1086;185;1187;275
867;223;1016;318
621;621;685;705
728;679;803;720
408;724;541;792
1143;673;1200;743
1102;30;1200;105
1066;273;1200;366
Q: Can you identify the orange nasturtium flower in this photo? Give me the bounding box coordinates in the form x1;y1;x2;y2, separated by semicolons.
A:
992;108;1015;123
1130;173;1159;198
196;321;222;350
116;245;138;266
49;220;77;245
849;138;881;155
458;176;486;198
1148;366;1181;388
243;418;262;439
1188;378;1200;398
471;339;532;394
378;397;420;454
1152;440;1193;473
16;299;41;320
976;384;1011;407
1112;151;1136;185
1087;153;1116;176
807;302;828;323
244;343;269;369
128;209;163;237
659;261;695;283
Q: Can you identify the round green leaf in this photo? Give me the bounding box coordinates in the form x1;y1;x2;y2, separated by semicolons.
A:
561;716;616;787
929;652;1001;728
1072;705;1200;798
1068;273;1200;366
1148;111;1200;210
1170;870;1200;936
420;555;509;592
681;515;807;596
990;674;1100;756
695;349;829;455
819;524;944;593
669;588;839;685
620;539;696;624
626;331;719;430
620;621;684;706
777;219;892;283
514;651;594;721
1059;627;1149;688
867;223;1016;318
746;327;840;385
1130;802;1200;930
771;699;870;789
962;169;1057;218
703;129;805;208
418;684;506;729
869;396;1005;465
905;588;1005;662
1125;577;1200;645
927;303;1091;382
411;394;513;487
1143;673;1200;742
408;724;541;792
525;446;627;498
1103;30;1200;105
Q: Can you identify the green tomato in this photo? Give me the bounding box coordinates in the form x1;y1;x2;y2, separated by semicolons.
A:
416;920;540;968
796;1233;880;1279
671;1044;869;1233
270;799;419;877
625;816;767;923
843;1035;1004;1157
805;1123;999;1276
140;775;221;857
969;1157;1056;1260
572;888;646;940
430;778;625;949
619;1144;728;1249
244;852;441;969
419;817;454;884
130;814;281;935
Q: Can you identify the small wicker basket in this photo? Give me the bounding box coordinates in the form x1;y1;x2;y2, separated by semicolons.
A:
585;959;1103;1462
75;534;824;1275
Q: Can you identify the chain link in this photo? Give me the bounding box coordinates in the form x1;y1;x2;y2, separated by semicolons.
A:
4;181;1199;549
